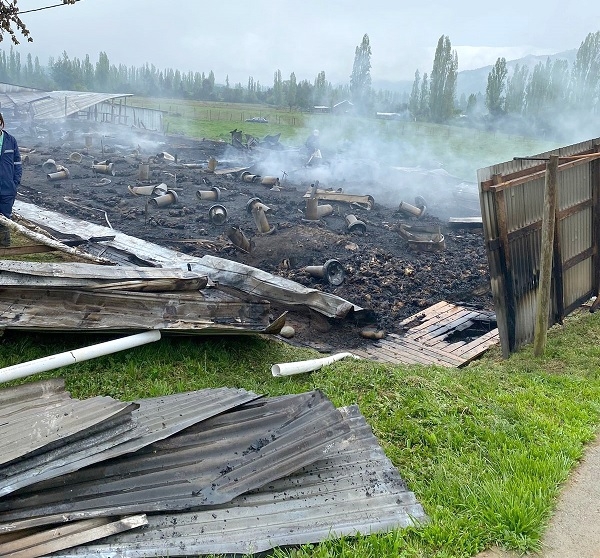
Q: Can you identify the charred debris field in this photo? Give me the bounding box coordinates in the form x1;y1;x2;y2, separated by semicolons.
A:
13;125;493;351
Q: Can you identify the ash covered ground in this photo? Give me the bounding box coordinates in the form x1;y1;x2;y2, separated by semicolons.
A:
12;123;493;352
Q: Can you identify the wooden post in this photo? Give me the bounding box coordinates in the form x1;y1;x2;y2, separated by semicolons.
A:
533;154;559;356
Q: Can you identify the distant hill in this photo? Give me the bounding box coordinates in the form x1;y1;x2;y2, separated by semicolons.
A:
372;49;578;98
456;49;577;97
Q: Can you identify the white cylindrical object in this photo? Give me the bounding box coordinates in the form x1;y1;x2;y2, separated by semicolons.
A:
0;330;161;384
271;352;360;377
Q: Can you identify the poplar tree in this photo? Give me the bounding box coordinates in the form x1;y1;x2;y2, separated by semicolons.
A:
505;64;529;114
429;35;458;122
272;70;283;106
408;69;420;118
570;31;600;111
350;33;372;113
485;57;507;116
419;72;430;119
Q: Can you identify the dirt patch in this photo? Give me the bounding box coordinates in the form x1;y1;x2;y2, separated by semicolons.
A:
14;123;493;352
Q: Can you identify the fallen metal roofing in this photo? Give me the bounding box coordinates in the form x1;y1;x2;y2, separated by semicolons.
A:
0;515;147;558
0;260;209;291
48;405;427;557
0;391;350;521
0;382;427;555
1;380;137;481
0;382;260;500
14;200;364;319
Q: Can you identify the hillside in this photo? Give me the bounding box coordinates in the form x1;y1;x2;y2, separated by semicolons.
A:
372;49;578;98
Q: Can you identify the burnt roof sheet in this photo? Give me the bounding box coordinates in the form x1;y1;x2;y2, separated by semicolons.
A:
49;405;428;557
0;384;260;500
0;515;147;557
0;391;349;521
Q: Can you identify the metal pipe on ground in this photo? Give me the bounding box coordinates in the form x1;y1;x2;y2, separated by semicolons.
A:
252;203;275;234
196;187;221;201
305;259;345;286
226;226;254;253
150;190;178;207
208;204;228;225
47;167;71;181
92;163;115;176
345;214;367;234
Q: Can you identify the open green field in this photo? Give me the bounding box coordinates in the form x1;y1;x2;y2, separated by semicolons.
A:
130;97;560;181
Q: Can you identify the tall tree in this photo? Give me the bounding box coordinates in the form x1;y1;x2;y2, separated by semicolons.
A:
570;31;600;111
313;70;328;106
350;33;372;113
408;69;420;118
286;71;297;110
525;59;552;120
505;63;529;114
272;69;283;106
419;72;430;119
485;57;507;116
95;51;110;91
429;35;458;122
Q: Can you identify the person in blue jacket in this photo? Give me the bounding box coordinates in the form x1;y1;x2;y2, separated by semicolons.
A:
0;112;22;246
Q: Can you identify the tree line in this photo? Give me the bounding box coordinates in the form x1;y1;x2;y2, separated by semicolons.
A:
0;46;405;114
0;29;599;140
408;31;600;138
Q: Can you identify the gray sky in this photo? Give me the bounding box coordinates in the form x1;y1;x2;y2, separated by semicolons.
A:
13;0;600;86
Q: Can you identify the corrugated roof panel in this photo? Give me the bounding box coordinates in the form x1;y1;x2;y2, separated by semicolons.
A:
0;515;147;558
0;391;349;520
0;385;259;500
29;91;133;120
50;405;427;557
1;394;136;467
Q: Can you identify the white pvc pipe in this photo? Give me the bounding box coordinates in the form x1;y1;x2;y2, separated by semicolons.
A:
0;330;161;384
271;352;360;377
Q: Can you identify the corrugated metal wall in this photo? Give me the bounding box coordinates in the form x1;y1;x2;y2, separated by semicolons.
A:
478;138;600;356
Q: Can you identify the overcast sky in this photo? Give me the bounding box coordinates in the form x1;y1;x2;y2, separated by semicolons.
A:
13;0;600;87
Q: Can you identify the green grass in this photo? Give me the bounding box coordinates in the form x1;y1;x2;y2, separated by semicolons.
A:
3;308;600;557
129;97;560;180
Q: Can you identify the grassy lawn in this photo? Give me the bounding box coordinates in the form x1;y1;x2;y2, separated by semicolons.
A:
2;308;600;557
129;97;559;181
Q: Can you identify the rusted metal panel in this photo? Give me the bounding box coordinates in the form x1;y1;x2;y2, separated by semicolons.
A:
0;383;259;500
479;138;600;355
0;391;349;522
44;405;427;558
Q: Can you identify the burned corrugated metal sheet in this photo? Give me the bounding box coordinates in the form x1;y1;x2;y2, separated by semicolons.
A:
0;384;138;497
28;91;134;121
0;286;271;333
14;200;364;319
49;405;427;557
0;391;348;521
478;138;600;356
0;515;147;558
0;383;260;500
0;260;209;291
